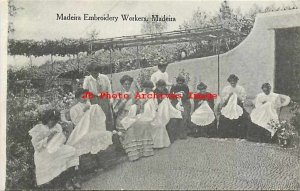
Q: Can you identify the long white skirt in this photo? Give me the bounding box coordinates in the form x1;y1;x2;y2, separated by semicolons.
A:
67;104;113;156
34;143;79;185
151;99;182;148
250;102;278;136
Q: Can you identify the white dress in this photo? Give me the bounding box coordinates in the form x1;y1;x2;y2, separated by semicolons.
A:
191;101;215;126
83;74;113;104
66;101;113;156
250;92;290;136
120;94;158;129
221;85;246;101
29;124;79;185
150;70;171;87
220;85;246;119
151;98;182;148
121;93;182;148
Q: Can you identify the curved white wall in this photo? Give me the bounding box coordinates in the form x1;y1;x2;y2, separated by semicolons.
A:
111;10;300;99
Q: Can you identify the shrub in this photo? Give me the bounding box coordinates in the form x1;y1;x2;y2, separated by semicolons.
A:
6;93;40;189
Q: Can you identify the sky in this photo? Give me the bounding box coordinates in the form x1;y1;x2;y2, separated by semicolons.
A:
11;0;299;40
9;0;299;67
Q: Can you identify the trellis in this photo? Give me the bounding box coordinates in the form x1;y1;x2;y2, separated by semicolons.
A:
9;25;246;93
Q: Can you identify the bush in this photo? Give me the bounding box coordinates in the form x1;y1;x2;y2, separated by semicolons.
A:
290;101;300;135
5;80;74;189
6;93;40;189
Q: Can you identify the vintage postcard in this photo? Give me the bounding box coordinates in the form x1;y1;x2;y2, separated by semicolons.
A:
1;0;300;190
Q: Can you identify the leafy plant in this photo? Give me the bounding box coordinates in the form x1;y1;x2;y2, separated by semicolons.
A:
268;119;296;140
290;100;300;134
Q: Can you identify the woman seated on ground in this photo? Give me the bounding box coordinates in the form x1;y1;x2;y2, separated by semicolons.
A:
152;79;182;147
114;79;155;161
66;88;113;157
218;74;250;139
247;83;290;143
169;75;191;140
29;109;80;189
190;82;217;138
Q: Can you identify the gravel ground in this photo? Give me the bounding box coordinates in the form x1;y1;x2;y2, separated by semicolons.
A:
82;138;300;190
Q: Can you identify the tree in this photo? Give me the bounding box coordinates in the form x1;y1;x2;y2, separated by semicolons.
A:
179;9;214;30
8;0;23;37
218;0;233;20
86;29;100;54
141;14;168;34
87;28;100;40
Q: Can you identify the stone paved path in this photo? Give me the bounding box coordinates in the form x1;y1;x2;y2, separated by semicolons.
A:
82;138;300;190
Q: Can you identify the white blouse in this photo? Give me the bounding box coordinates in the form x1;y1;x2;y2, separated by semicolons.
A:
221;85;246;102
83;74;113;103
254;92;290;109
250;92;290;136
70;102;87;125
150;70;171;87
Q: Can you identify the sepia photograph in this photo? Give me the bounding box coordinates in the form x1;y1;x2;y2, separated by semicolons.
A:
1;0;300;190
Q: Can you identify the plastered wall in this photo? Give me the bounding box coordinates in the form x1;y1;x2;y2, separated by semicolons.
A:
110;10;300;99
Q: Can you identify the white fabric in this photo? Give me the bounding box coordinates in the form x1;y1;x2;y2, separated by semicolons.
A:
121;104;138;130
221;93;243;119
150;70;171;87
121;94;158;129
112;90;133;112
151;99;182;148
176;99;184;112
83;74;113;103
46;125;66;154
138;98;158;122
70;102;86;125
191;101;215;126
29;124;79;185
250;92;289;136
222;85;246;102
67;103;112;156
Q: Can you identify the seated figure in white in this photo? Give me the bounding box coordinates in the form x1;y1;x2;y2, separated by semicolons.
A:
65;88;112;156
247;83;290;143
29;109;79;187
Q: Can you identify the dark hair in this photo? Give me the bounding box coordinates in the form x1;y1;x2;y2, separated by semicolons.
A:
197;82;207;90
41;109;61;125
156;79;167;87
158;64;168;69
120;75;133;85
75;88;89;99
157;57;168;68
261;83;271;90
227;74;239;82
142;80;154;89
176;75;185;83
86;63;98;72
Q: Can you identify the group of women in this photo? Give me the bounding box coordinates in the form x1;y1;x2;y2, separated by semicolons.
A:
29;60;291;189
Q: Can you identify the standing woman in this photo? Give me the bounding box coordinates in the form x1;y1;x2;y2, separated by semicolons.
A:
218;74;249;139
83;60;114;131
150;58;172;88
190;82;217;138
114;80;155;161
247;83;290;143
